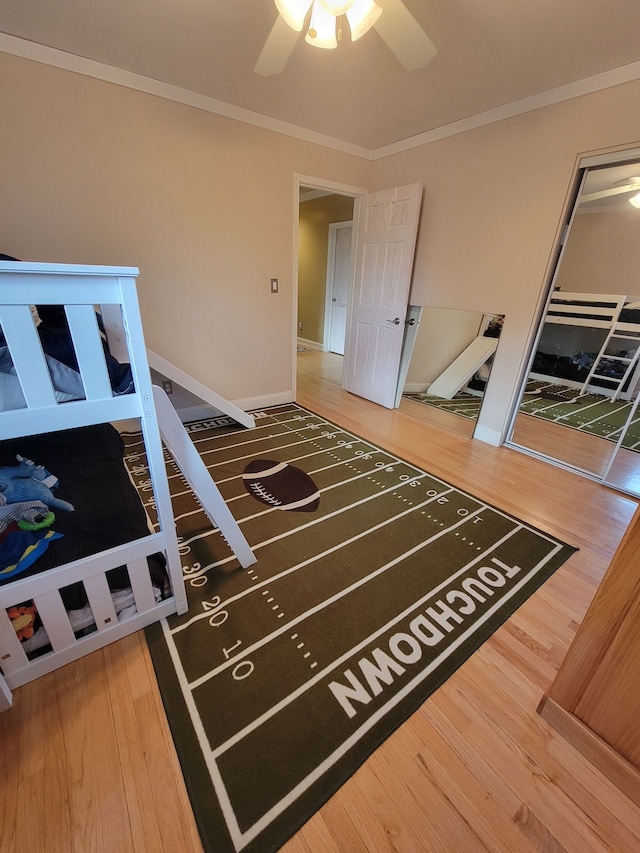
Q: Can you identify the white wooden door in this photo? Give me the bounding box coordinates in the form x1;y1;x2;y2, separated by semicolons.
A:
328;222;353;355
342;183;423;408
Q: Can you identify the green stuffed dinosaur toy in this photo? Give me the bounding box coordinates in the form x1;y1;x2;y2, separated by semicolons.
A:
0;455;74;513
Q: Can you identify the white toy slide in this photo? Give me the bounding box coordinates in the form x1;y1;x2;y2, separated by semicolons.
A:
426;336;498;400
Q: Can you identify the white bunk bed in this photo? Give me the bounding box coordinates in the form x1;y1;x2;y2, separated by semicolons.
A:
0;261;254;709
531;290;640;401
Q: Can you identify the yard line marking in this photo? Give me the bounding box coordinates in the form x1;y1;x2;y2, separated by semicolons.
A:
226;541;565;849
550;399;605;419
202;446;386;490
605;414;640;441
162;448;391;536
212;522;530;757
187;495;482;688
191;425;333;461
179;471;431;583
571;400;630;430
173;478;446;633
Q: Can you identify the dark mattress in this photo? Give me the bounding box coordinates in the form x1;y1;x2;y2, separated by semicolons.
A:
0;423;166;610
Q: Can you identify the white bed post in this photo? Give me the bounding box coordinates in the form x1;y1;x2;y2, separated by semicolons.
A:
118;275;189;615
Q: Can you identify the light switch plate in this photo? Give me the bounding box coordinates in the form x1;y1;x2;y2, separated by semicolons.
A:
270;278;278;293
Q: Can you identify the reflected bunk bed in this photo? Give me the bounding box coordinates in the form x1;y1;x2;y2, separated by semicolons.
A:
530;290;640;401
0;261;254;709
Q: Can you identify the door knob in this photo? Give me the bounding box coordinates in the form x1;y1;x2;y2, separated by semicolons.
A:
386;317;401;325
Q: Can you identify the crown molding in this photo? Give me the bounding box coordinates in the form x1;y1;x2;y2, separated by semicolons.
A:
3;32;640;161
0;33;372;160
373;60;640;159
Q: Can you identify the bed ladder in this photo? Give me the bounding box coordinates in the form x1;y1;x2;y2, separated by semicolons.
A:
153;386;256;569
579;323;640;401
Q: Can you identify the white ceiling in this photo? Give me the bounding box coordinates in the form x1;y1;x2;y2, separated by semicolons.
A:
3;1;640;152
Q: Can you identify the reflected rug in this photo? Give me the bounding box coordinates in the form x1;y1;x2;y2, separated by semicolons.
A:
519;382;640;449
405;381;640;450
124;404;576;853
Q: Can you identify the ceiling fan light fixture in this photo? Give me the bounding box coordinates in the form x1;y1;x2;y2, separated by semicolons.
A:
317;0;354;15
275;0;313;31
630;192;640;209
304;1;338;48
346;0;382;41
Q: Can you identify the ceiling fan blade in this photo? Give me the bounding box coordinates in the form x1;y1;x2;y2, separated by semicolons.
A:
374;0;437;71
581;183;640;203
255;15;300;76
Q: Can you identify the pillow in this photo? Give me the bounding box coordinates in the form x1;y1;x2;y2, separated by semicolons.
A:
0;370;27;410
0;346;84;410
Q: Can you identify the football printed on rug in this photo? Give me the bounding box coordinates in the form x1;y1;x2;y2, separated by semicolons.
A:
242;460;320;512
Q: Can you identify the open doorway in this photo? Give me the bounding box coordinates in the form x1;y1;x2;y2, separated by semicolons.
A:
294;177;423;411
297;187;355;363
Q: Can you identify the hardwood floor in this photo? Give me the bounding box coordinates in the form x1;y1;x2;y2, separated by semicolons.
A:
2;350;640;852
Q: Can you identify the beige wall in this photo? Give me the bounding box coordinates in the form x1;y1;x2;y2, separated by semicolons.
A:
298;194;354;344
0;52;371;409
556;210;640;301
5;47;640;441
371;81;640;442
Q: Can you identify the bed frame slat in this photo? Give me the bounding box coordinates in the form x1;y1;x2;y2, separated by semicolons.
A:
127;557;159;613
82;574;119;630
0;608;30;674
32;590;77;651
65;304;113;400
545;291;627;326
99;304;129;363
0;305;57;407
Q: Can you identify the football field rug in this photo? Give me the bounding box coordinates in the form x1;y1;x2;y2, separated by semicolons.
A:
123;404;576;853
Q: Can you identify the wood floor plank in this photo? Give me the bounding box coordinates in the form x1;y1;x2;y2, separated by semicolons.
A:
328;774;399;853
18;674;48;850
103;640;165;852
367;733;492;852
75;653;134;852
43;670;73;850
435;665;625;852
133;629;204;852
0;688;20;853
298;800;369;853
410;716;540;853
512;803;568;852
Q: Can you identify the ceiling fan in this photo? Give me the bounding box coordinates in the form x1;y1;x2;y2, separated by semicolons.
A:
255;0;437;76
581;176;640;206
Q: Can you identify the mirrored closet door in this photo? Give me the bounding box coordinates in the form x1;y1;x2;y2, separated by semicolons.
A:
397;307;504;439
507;151;640;498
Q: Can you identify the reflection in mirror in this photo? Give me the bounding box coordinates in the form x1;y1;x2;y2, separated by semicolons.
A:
509;158;640;496
398;307;504;438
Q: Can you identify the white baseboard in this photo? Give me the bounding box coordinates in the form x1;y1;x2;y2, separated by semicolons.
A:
179;393;296;422
233;391;295;412
175;404;225;424
473;424;502;446
297;337;324;352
